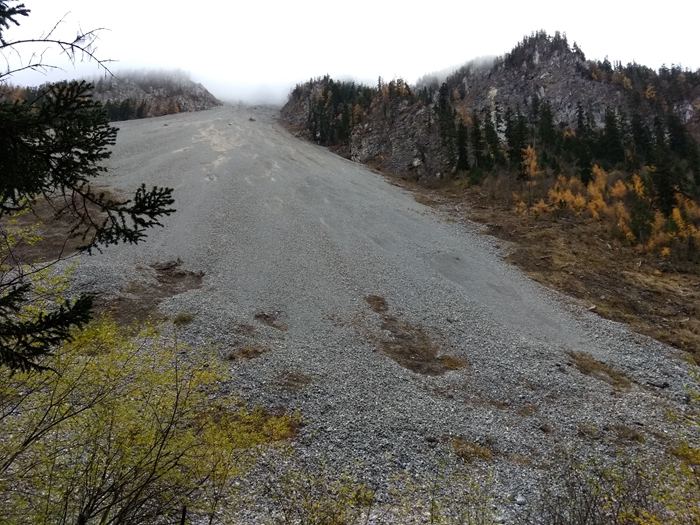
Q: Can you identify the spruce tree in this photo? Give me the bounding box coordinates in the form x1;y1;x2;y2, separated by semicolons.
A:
471;112;484;168
456;119;470;171
0;3;175;371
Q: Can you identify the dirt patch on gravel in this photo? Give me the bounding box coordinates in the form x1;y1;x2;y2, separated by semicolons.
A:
96;260;204;325
361;296;467;375
233;323;257;337
465;394;510;411
227;345;270;360
270;370;313;393
379;315;467;375
2;188;121;263
365;294;388;312
254;311;289;332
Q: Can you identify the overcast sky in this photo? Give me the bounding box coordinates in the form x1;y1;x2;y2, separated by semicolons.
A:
4;0;699;104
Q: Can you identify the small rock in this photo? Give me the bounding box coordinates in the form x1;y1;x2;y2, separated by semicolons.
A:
515;495;526;506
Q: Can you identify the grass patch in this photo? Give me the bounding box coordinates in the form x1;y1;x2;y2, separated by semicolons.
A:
413;193;441;207
439;355;467;371
452;437;493;463
577;423;599;440
569;351;633;390
365;294;388;312
508;453;533;467
201;405;302;441
172;311;195;327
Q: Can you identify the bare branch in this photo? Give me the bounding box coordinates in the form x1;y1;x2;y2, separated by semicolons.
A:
0;35;114;80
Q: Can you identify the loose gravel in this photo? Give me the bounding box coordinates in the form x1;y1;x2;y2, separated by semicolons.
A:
69;104;697;520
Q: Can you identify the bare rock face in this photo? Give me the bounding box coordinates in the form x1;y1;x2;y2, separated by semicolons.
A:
280;89;313;130
349;99;450;179
91;73;222;119
450;36;626;129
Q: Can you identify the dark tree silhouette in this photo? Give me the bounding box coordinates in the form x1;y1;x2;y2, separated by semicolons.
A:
0;2;175;371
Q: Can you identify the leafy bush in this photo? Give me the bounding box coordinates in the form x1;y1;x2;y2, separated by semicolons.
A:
0;315;298;524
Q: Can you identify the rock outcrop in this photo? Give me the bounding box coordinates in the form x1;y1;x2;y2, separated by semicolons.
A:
282;32;700;181
348;98;450;179
451;37;625;129
91;72;222;120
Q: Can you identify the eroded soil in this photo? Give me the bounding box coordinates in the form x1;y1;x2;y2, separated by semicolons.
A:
95;261;204;325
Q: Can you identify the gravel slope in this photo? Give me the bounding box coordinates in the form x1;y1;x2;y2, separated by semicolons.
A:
72;103;695;516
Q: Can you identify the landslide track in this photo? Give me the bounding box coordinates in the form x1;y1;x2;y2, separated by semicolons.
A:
72;104;696;516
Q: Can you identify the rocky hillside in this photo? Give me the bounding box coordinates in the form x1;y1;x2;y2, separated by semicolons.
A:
443;31;700;134
443;35;622;129
282;78;452;179
90;70;222;121
282;31;700;181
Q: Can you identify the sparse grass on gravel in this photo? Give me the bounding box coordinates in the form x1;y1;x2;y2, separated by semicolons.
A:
568;351;633;390
452;437;493;463
172;311;195;327
227;345;270;360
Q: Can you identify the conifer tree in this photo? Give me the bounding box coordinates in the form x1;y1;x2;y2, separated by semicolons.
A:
456;119;470;171
601;107;624;164
0;2;175;371
631;112;652;164
434;83;456;168
471;112;485;168
538;100;556;148
482;107;501;168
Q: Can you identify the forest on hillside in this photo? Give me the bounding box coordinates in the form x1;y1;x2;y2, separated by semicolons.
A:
285;32;700;262
0;69;220;122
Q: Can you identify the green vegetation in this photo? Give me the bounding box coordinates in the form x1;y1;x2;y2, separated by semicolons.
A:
290;75;375;145
3;4;700;519
94;70;196;121
568;351;633;390
172;310;196;327
289;75;414;148
0;315;298;524
452;438;494;463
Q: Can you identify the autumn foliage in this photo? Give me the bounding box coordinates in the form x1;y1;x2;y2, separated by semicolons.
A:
510;163;700;259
